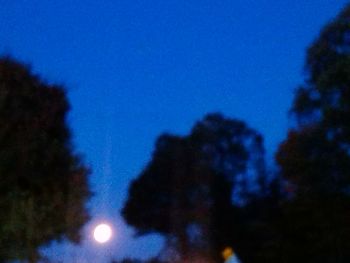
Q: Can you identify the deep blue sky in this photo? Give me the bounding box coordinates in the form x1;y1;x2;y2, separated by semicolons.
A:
1;1;349;262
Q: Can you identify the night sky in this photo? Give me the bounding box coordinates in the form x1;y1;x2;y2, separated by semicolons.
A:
1;1;349;262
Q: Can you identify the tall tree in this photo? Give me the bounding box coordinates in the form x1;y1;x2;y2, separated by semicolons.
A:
122;113;267;262
282;3;350;194
0;57;91;262
276;4;350;262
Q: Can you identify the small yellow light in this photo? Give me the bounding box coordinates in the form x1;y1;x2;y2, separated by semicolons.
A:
222;246;234;261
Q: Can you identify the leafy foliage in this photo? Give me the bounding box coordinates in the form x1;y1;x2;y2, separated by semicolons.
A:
122;113;267;262
276;4;350;262
0;57;91;262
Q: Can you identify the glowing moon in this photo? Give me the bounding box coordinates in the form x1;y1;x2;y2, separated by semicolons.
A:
93;223;112;243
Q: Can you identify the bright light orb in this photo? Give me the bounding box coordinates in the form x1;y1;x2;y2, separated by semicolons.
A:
93;223;112;243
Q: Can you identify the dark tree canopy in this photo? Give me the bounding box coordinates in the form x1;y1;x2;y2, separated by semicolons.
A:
122;113;267;262
276;4;350;262
0;57;91;262
278;3;350;196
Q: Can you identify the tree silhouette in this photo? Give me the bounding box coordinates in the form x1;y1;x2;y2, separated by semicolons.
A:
122;113;267;262
0;57;91;263
276;4;350;262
